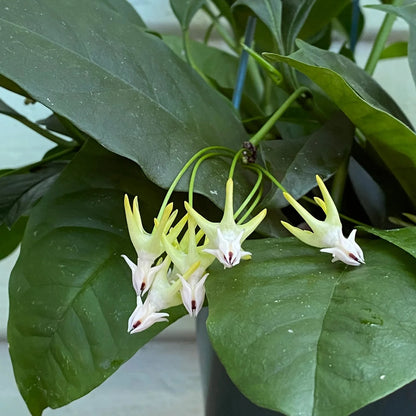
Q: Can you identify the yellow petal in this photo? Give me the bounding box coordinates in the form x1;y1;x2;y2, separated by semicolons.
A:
281;221;324;248
315;176;341;227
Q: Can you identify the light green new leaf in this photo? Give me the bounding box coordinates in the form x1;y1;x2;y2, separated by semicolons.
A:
206;237;416;416
369;4;416;85
0;0;248;207
266;40;416;207
8;141;187;416
380;41;408;59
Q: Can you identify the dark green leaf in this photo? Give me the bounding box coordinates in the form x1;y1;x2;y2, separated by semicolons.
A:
0;74;28;95
360;226;416;260
299;0;350;40
37;114;70;136
369;4;416;85
266;40;416;207
0;0;248;208
0;216;27;261
0;98;20;117
348;157;387;228
334;1;365;44
170;0;207;30
233;0;315;55
207;237;416;415
380;41;408;59
8;140;188;416
163;35;261;102
0;162;67;227
101;0;146;27
261;111;354;208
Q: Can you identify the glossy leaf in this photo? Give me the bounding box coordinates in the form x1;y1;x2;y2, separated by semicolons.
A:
261;111;354;208
101;0;146;27
170;0;207;30
233;0;315;55
206;237;416;416
299;0;350;39
163;35;261;102
0;162;67;227
348;158;387;228
266;40;416;207
369;4;416;85
0;0;248;207
8;140;188;416
0;216;27;261
360;226;416;260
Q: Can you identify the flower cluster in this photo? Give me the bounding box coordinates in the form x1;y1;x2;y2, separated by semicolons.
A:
122;178;267;333
281;175;364;266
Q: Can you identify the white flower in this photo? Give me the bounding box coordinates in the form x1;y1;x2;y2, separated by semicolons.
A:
128;295;169;334
320;229;364;266
178;271;209;317
121;254;163;296
127;257;183;334
281;175;364;266
185;178;267;269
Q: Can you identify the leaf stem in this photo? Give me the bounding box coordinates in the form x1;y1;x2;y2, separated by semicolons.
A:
4;109;77;148
249;86;310;146
364;0;404;75
0;147;74;179
202;6;237;51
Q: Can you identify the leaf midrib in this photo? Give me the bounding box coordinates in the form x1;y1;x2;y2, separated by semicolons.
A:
312;269;346;415
0;15;186;128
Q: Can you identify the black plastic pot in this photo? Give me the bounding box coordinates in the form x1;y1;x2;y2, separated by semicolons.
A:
196;308;416;416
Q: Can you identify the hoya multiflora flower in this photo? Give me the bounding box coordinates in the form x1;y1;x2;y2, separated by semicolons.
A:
163;217;214;316
281;175;364;266
185;178;267;268
127;258;201;333
122;196;177;295
127;258;180;333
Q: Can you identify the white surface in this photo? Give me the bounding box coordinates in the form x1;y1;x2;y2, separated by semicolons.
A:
0;338;204;416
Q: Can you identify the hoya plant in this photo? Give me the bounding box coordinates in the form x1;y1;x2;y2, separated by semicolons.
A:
1;0;416;415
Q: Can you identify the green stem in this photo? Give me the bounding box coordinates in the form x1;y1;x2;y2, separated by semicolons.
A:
237;185;263;224
5;111;77;148
202;6;237;51
234;167;263;219
364;0;404;75
249;86;310;146
203;22;215;44
228;149;245;179
188;151;231;207
253;164;287;193
157;146;234;221
183;29;214;86
0;147;75;179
